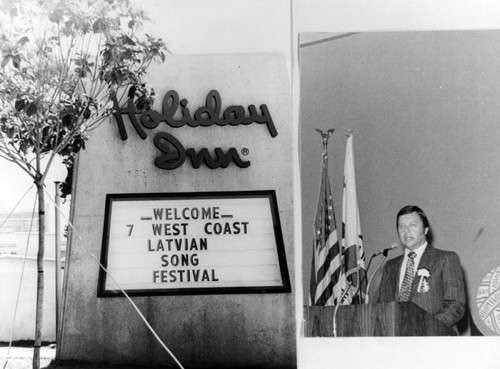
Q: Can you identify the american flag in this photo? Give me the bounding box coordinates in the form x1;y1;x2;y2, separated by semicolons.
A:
309;129;346;306
341;132;367;304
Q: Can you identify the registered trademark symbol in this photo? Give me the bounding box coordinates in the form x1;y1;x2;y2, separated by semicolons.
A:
241;148;249;156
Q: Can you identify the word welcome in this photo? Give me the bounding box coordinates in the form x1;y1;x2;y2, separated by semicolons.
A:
113;89;278;170
153;206;221;220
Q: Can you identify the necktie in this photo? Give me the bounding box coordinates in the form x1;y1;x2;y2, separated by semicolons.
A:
399;251;416;302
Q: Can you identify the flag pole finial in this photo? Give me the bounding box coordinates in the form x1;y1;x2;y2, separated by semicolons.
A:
315;128;335;148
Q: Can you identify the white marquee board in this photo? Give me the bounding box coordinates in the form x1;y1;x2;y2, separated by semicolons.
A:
98;191;290;296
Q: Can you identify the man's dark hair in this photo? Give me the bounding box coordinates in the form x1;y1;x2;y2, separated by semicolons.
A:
396;205;430;229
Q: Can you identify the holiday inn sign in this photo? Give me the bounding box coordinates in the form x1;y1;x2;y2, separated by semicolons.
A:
98;191;290;296
112;89;278;170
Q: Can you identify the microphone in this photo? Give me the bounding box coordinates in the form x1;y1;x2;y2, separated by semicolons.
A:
349;244;399;304
373;244;398;257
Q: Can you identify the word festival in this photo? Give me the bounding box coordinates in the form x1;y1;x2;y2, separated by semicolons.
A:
113;89;278;170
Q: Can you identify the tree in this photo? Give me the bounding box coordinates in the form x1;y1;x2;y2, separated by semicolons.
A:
0;1;167;367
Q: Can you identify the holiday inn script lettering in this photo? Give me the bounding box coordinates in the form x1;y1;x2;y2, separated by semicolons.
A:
98;191;290;296
112;89;277;170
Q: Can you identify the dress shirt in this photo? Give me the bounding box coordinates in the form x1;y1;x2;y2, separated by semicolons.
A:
398;242;428;290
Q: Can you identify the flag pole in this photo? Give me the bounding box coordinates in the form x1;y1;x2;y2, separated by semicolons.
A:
315;128;335;151
348;131;362;303
310;128;340;306
342;129;367;304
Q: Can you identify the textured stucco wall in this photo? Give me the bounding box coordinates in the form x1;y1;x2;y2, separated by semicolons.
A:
59;53;295;367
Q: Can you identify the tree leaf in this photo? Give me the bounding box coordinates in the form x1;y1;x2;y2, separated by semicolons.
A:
14;99;25;111
92;18;108;34
26;102;37;116
12;55;21;69
1;55;11;68
17;36;29;46
9;7;18;19
48;8;64;24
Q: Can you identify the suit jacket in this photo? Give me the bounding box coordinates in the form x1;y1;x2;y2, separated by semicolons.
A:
377;245;466;330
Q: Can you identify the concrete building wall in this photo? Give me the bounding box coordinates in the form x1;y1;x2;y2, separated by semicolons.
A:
13;233;58;259
59;53;295;368
0;230;62;342
0;256;57;342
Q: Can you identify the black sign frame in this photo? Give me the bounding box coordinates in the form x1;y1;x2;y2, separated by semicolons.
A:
97;190;291;297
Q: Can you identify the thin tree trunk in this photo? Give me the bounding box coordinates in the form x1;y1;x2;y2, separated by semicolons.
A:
33;180;45;369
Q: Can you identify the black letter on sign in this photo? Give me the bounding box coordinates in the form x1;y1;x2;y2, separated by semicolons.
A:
186;148;216;169
111;94;147;141
223;147;251;168
153;132;186;170
186;147;250;169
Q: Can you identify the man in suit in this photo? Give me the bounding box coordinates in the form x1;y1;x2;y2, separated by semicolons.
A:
377;205;466;333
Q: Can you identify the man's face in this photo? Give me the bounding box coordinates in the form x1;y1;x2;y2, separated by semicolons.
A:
397;212;429;250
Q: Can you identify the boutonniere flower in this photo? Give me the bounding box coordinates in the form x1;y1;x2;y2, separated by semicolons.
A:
417;268;431;293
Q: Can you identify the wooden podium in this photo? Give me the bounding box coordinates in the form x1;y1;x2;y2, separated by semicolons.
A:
303;302;455;337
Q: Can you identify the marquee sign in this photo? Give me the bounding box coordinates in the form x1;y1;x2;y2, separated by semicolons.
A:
112;89;278;170
97;191;291;297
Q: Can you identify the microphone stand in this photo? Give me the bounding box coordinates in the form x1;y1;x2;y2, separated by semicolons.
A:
365;249;391;304
352;247;393;305
332;281;353;337
333;247;394;336
350;254;375;305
